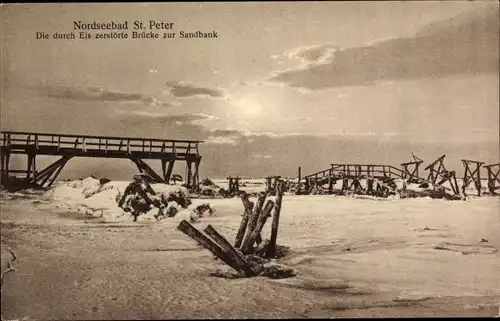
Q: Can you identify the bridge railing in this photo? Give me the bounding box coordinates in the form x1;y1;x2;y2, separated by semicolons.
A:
304;164;410;180
1;131;203;156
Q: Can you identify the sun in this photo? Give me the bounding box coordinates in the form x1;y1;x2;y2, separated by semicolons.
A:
233;98;263;117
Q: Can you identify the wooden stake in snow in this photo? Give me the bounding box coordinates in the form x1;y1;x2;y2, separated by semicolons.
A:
242;192;266;248
177;220;241;273
204;225;257;277
267;181;285;258
240;199;275;254
234;192;254;248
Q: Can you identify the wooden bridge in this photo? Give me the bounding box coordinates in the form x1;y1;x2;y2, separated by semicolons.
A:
306;164;416;182
0;131;203;189
303;156;500;196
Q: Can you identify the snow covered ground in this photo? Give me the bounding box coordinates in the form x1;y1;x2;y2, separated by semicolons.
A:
1;177;499;318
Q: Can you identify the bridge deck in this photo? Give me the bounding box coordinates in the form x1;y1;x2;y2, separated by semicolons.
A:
0;131;202;160
1;131;203;189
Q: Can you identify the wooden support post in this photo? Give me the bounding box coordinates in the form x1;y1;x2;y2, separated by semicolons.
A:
267;180;284;258
161;159;167;182
240;199;275;254
328;168;333;194
194;159;201;190
298;166;301;189
186;160;193;189
177;220;242;273
204;225;257;277
241;192;266;250
235;192;254;248
26;153;34;182
0;148;4;184
476;166;481;196
367;177;374;193
32;154;37;182
165;160;175;184
342;177;348;191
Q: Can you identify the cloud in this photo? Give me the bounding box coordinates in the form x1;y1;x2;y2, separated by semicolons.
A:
165;80;226;98
269;6;498;90
204;128;386;146
252;154;273;159
284;116;312;122
284;42;340;65
34;84;177;108
205;136;240;145
113;110;218;126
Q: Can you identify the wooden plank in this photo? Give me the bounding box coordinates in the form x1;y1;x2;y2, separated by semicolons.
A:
241;192;266;249
240;199;275;254
234;192;253;248
177;220;242;273
204;225;257;277
267;181;285;258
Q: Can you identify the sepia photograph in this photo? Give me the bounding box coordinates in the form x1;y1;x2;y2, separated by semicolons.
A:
1;1;499;319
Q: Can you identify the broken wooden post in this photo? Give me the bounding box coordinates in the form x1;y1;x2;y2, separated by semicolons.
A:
204;225;257;277
241;192;267;249
267;180;285;258
234;192;254;248
240;199;275;254
177;220;241;273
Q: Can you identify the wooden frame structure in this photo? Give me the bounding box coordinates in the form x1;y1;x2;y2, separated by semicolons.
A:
424;155;459;195
227;176;241;196
401;154;424;182
461;159;484;196
0;131;203;189
484;163;500;195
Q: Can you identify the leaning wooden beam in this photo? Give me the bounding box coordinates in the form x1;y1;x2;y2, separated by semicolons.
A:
234;192;254;248
241;192;267;249
204;225;257;277
177;220;242;273
267;181;285;258
130;158;165;183
240;199;275;254
45;156;73;188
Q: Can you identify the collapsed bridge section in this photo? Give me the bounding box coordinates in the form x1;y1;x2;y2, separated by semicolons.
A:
0;131;203;189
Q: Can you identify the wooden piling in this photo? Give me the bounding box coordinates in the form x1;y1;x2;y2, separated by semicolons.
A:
204;225;257;277
234;192;254;248
266;181;284;258
240;199;275;254
241;192;266;249
177;220;241;273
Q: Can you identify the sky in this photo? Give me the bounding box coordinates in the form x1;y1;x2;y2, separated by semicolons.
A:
1;2;499;179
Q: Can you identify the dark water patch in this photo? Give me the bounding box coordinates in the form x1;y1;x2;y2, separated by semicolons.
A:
84;224;149;228
277;279;372;297
143;247;202;252
57;211;99;221
323;297;432;312
433;242;498;255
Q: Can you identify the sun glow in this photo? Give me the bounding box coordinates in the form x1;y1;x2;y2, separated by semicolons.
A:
233;98;263;117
